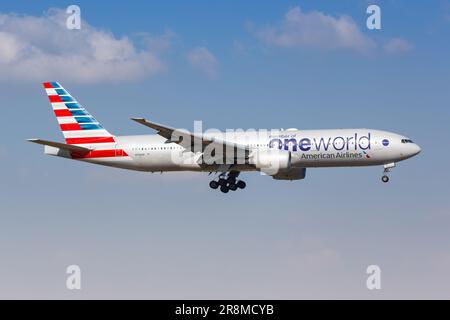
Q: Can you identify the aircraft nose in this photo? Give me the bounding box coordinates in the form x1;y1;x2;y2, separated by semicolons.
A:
410;144;421;157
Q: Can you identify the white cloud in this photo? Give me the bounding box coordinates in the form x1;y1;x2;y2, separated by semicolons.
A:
187;46;218;79
0;9;168;83
255;6;376;53
140;29;177;54
383;38;413;55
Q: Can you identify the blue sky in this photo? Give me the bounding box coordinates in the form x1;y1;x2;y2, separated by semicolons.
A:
0;1;449;299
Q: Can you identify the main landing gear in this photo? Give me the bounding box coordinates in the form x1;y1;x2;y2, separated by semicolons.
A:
381;162;396;183
209;171;246;193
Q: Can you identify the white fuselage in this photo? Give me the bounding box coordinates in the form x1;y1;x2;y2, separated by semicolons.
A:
65;129;421;173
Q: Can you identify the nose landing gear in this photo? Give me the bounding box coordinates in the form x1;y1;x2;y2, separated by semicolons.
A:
209;171;246;193
381;162;396;183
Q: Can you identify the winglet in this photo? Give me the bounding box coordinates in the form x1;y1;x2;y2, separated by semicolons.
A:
130;117;152;127
131;117;146;122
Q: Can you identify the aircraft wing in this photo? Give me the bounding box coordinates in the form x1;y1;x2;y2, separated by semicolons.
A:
131;117;249;158
27;139;92;154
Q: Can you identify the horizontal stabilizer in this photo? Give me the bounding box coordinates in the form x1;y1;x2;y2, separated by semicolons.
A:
27;139;91;154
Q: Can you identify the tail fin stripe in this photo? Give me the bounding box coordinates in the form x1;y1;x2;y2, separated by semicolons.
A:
51;103;67;110
54;109;73;117
70;110;88;116
60;96;74;102
48;95;62;103
80;124;103;130
60;124;104;132
45;88;57;95
71;149;128;159
74;117;95;123
43;82;61;88
53;108;89;117
56;117;77;124
60;123;82;131
63;130;111;138
65;103;81;109
65;137;115;144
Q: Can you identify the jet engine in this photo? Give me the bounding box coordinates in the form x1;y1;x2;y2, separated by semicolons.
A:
250;150;291;175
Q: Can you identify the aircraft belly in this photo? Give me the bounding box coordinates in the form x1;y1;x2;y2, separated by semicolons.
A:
81;157;145;171
134;151;201;171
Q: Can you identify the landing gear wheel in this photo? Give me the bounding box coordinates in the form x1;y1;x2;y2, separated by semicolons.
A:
209;180;219;189
220;185;229;193
229;184;238;191
382;163;395;184
236;180;246;189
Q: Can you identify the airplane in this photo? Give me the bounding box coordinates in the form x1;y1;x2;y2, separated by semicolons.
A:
28;82;421;193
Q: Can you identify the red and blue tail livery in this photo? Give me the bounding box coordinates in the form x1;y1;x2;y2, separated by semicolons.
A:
43;81;115;146
40;82;128;159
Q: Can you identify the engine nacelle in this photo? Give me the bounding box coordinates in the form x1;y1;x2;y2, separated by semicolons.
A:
271;168;306;180
250;150;291;175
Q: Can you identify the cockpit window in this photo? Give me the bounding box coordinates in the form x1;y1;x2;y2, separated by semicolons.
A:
401;139;414;144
